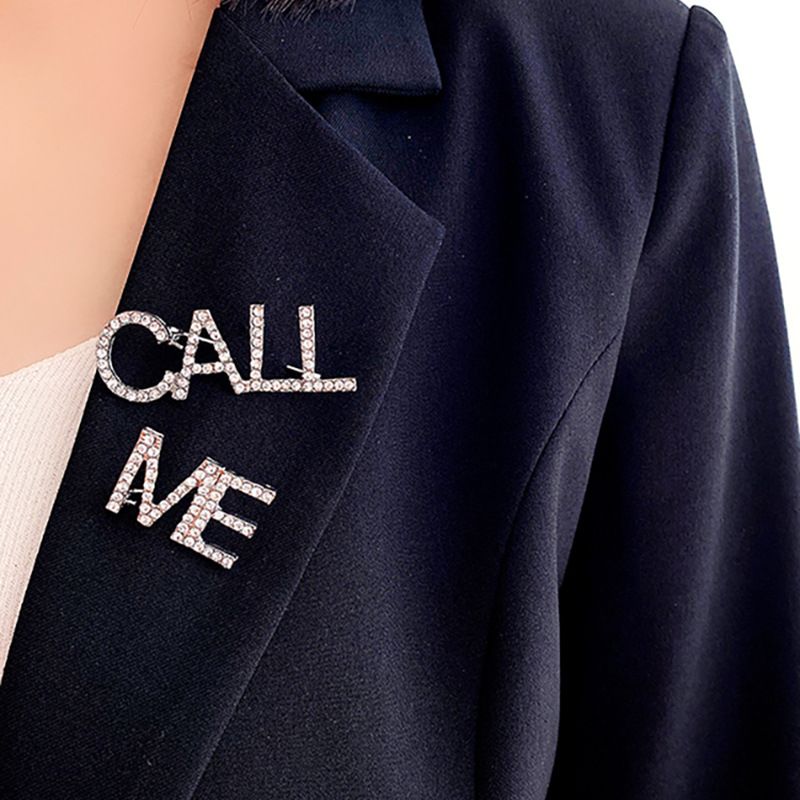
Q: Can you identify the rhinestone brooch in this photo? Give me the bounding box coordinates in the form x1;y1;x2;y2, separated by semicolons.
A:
95;305;357;403
106;427;277;569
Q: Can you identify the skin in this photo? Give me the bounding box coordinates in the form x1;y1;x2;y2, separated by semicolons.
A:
0;0;220;375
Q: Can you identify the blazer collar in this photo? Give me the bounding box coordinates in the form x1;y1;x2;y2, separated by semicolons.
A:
0;6;445;797
230;0;442;95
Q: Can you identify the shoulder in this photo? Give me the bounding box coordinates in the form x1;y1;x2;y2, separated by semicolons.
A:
424;0;723;206
425;0;692;85
426;0;691;47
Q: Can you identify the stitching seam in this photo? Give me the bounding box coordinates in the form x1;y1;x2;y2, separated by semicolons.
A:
473;327;622;784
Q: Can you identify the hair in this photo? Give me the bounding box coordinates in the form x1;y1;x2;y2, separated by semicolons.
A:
220;0;356;21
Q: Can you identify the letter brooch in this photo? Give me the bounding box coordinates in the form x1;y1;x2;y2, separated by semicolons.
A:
95;304;357;402
107;427;276;569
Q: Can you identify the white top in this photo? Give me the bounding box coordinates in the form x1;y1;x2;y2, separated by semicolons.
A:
0;337;98;682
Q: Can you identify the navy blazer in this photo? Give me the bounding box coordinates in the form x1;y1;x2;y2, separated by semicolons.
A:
2;1;798;797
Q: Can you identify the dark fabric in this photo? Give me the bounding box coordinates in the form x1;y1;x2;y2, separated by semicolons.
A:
1;1;797;798
223;0;356;24
225;0;441;93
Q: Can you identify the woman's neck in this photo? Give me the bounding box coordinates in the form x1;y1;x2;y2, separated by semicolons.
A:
0;0;219;375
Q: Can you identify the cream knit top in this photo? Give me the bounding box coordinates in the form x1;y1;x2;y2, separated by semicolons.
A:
0;336;98;682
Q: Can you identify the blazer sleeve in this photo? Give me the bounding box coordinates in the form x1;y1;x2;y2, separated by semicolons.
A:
549;8;800;798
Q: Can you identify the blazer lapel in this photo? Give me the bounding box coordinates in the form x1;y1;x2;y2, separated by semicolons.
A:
0;6;444;799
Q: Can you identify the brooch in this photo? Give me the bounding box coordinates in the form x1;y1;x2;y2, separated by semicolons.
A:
95;304;357;402
98;303;355;569
106;427;276;569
